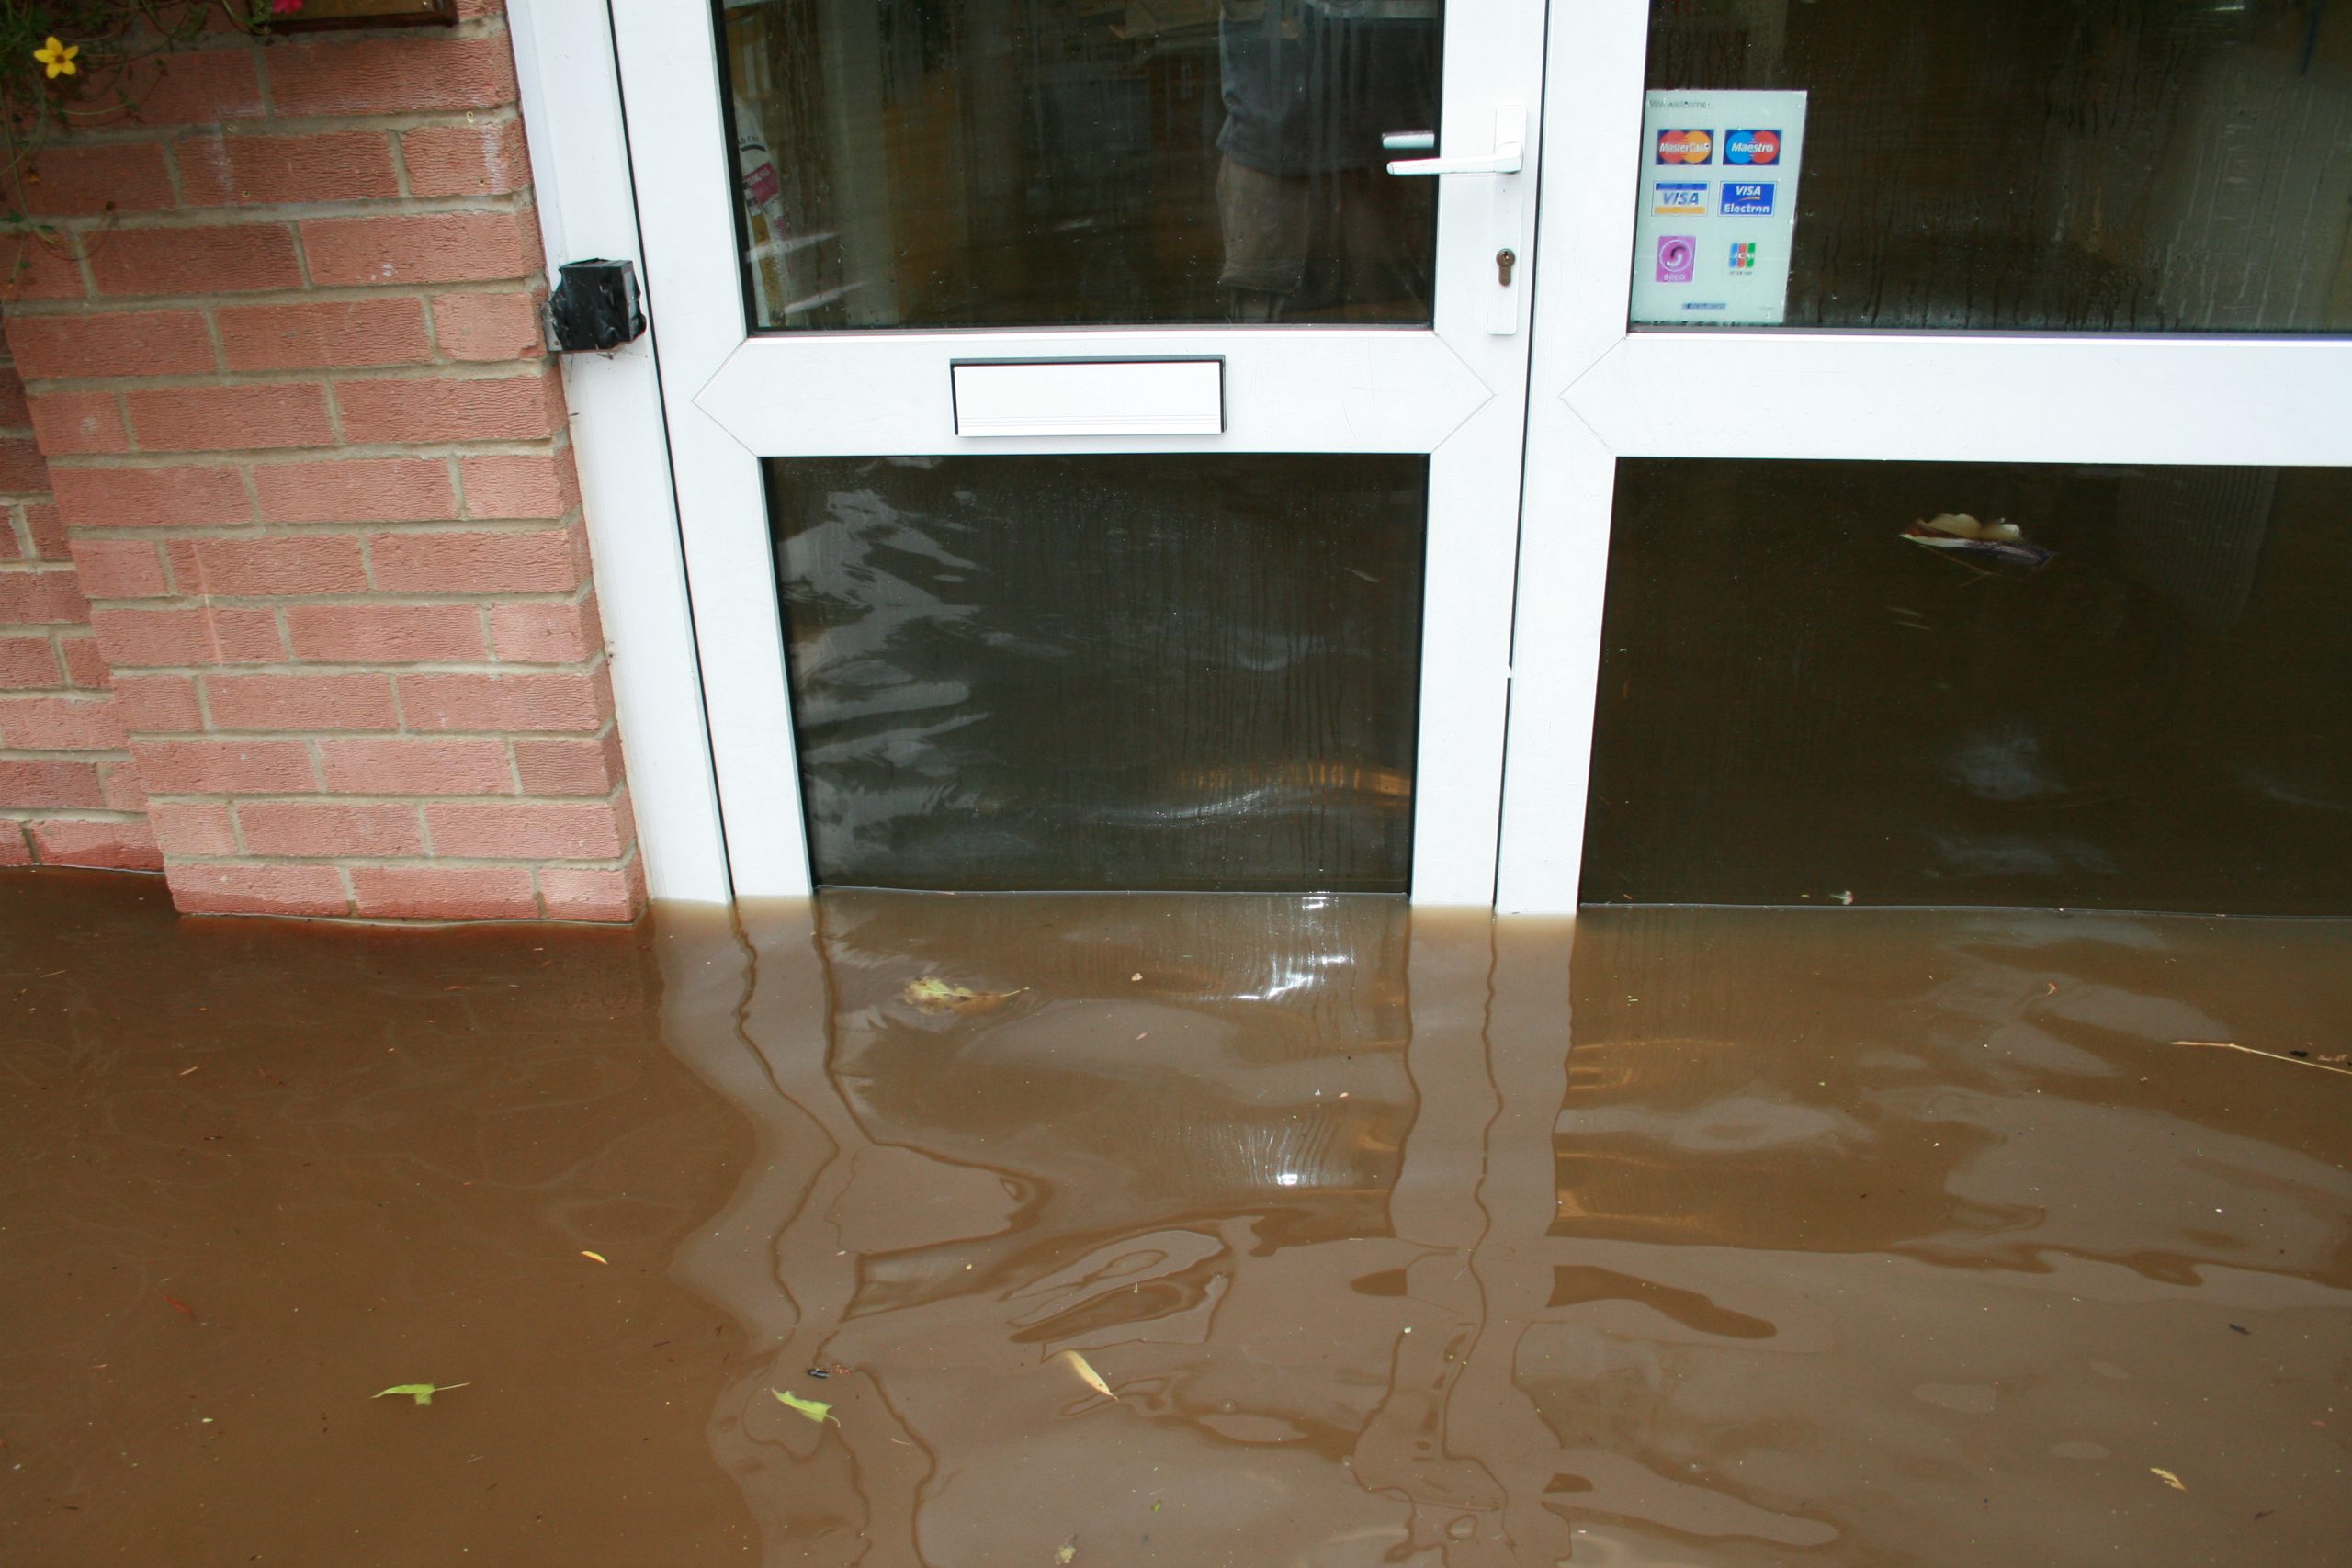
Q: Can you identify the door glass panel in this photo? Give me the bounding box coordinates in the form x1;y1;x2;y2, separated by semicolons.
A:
1644;0;2352;332
1583;458;2352;914
768;454;1427;891
718;0;1443;330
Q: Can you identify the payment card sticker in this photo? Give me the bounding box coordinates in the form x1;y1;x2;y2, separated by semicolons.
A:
1631;89;1807;326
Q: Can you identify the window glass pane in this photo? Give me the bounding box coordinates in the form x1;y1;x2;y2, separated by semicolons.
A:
1584;459;2352;914
769;455;1427;891
1643;0;2352;332
718;1;1442;330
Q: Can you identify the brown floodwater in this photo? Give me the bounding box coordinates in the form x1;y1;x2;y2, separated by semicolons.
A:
3;872;2347;1564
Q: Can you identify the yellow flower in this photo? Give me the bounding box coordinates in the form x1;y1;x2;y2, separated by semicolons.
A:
34;37;80;80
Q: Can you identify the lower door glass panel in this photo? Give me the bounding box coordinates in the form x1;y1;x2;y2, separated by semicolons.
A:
768;454;1427;892
1584;459;2352;915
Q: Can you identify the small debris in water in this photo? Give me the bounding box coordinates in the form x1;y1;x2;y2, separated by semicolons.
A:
902;977;1025;1015
162;1295;196;1321
772;1388;837;1425
1057;1349;1116;1403
806;1363;850;1380
2171;1040;2352;1077
374;1383;469;1407
2150;1468;2187;1492
580;1250;608;1265
1056;1544;1078;1564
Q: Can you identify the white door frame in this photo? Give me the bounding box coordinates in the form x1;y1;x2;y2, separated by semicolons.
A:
601;0;1552;904
1498;0;2352;915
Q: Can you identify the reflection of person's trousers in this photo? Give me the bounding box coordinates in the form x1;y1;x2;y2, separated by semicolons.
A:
1216;155;1430;321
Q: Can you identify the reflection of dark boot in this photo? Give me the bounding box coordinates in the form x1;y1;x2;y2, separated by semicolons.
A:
1226;287;1285;322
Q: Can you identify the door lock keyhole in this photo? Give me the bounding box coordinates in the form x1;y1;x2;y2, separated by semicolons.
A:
1496;248;1518;287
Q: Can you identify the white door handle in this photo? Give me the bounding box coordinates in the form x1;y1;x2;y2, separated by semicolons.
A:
1385;105;1528;336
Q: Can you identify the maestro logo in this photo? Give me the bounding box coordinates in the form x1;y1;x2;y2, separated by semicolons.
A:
1655;129;1713;164
1720;180;1774;215
1655;235;1697;283
1724;129;1781;165
1653;181;1708;214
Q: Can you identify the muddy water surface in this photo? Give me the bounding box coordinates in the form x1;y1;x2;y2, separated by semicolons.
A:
4;873;2347;1564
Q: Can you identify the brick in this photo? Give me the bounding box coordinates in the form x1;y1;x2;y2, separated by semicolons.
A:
59;634;110;687
219;299;429;372
68;538;171;600
147;798;239;856
91;606;284;667
513;730;622;795
432;291;543;363
167;861;348;917
110;672;205;732
6;310;214;379
87;225;302;298
0;568;91;626
26;394;129;456
267;36;518;116
99;760;149;813
21;143;177;217
179;130;399;207
237;799;422;858
133;737;315;794
539;858;644;922
204;671;396;731
0;757;104;807
490;594;602;663
0;234;86;302
402;118;532;197
459;450;573;519
301;210;540;288
397;670;605;733
0;433;53;490
335;371;561;445
28;816;163;871
0;635;60;687
351;863;537;919
287;602;484;663
96;51;266;126
0;364;28;428
23;504;67;561
369;528;580;593
0;694;127;750
174;535;367;596
51;465;250;529
127;383;334;452
254;457;454;524
425;798;626;861
0;818;29;865
319;737;512;795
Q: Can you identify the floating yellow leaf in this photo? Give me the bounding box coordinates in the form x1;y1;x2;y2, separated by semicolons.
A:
2151;1467;2186;1491
1056;1546;1077;1564
581;1250;608;1264
772;1388;837;1424
373;1382;469;1406
902;976;1025;1015
1057;1348;1116;1402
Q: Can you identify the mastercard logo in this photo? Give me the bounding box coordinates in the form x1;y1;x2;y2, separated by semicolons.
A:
1655;129;1713;164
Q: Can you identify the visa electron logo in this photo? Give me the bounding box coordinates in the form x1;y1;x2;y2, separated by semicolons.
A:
1653;182;1707;214
1720;181;1774;215
1655;129;1713;164
1728;242;1757;272
1724;129;1781;165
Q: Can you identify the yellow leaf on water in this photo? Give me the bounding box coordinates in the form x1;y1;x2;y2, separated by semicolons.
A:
581;1250;608;1264
2150;1468;2186;1491
773;1388;836;1424
1056;1546;1077;1564
902;976;1026;1015
1057;1349;1116;1402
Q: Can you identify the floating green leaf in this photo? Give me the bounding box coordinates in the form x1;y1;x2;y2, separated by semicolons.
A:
373;1382;469;1406
772;1387;837;1424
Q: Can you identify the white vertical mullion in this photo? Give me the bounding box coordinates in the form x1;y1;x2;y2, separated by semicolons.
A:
504;0;734;905
608;0;814;898
1496;0;1650;914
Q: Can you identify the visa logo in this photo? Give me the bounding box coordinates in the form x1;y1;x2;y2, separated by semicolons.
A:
1653;182;1708;213
1720;181;1774;215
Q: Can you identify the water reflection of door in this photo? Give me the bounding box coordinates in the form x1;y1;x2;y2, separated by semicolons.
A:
618;0;1546;900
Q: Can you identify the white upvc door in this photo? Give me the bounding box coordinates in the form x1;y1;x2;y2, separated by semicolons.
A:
608;0;1550;904
1498;0;2352;916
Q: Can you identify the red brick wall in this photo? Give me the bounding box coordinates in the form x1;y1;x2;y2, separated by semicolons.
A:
0;2;643;922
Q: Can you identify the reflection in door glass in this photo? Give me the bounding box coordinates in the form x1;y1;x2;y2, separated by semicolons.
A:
1584;459;2352;914
1645;0;2352;332
768;454;1427;891
718;1;1442;330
